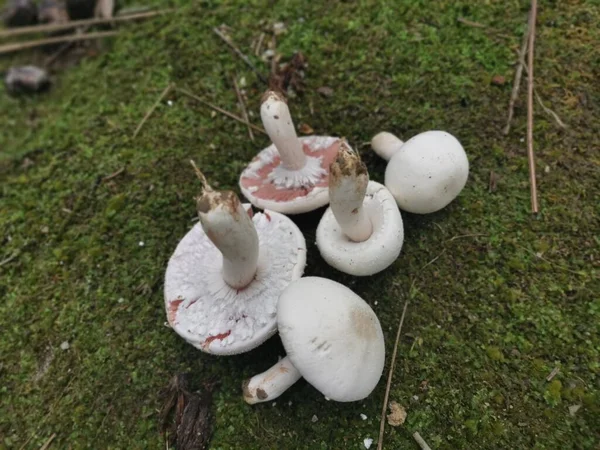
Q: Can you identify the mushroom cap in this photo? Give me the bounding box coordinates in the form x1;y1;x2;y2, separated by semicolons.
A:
384;130;469;214
239;136;341;214
164;206;306;355
277;277;385;402
316;181;404;276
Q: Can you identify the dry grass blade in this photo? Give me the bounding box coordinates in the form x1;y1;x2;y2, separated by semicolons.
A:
39;433;56;450
377;300;409;450
413;431;433;450
503;12;532;135
0;10;169;38
176;87;266;135
132;83;173;139
527;0;539;214
535;90;567;128
232;76;255;142
213;27;268;84
0;30;118;56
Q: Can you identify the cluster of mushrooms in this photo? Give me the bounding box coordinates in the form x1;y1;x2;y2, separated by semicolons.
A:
164;90;469;404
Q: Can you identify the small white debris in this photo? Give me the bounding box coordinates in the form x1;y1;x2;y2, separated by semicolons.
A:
41;226;49;234
363;437;373;449
139;241;145;247
569;404;581;416
272;402;277;407
311;415;318;423
118;297;125;304
412;395;419;402
544;165;550;173
167;100;173;106
520;138;525;142
387;401;407;426
288;401;292;406
374;301;378;306
360;413;367;420
324;396;330;401
60;341;70;350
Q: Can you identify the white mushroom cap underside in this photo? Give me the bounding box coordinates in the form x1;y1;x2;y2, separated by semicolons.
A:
164;207;306;355
278;277;385;402
385;131;469;214
239;136;339;215
316;181;404;276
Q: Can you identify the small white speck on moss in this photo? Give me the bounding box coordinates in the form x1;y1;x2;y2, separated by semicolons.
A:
118;298;125;304
311;415;318;423
360;413;367;420
139;241;145;247
272;402;276;407
60;341;70;350
167;100;173;106
363;437;373;449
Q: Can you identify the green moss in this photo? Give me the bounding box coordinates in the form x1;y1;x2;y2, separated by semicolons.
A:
1;0;599;449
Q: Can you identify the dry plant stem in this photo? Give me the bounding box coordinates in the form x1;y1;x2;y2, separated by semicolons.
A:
213;27;268;84
503;12;532;135
457;17;486;28
0;30;118;56
132;83;173;138
39;433;57;450
377;300;409;450
232;76;255;142
176;88;266;135
0;10;169;38
546;367;560;382
413;432;433;450
527;0;539;214
535;90;567;128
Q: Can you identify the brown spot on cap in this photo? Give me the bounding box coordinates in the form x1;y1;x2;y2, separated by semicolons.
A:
256;388;268;400
350;307;378;341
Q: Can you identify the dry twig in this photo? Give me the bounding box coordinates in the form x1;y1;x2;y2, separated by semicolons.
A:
413;432;433;450
546;367;560;382
39;434;56;450
0;10;169;38
377;300;409;450
503;13;532;135
132;83;173;139
527;0;539;214
213;27;267;84
0;30;118;56
176;88;266;135
232;76;254;142
535;90;567;128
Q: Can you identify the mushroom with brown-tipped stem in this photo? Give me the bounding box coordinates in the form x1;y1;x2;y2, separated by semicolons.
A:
371;130;469;214
239;90;342;215
316;141;404;276
163;162;307;355
243;277;385;404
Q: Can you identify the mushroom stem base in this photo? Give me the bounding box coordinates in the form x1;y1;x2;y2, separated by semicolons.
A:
243;356;302;404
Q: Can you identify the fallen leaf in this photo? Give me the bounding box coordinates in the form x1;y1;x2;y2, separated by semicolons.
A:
317;86;334;97
298;123;314;134
387;401;407;426
568;404;581;416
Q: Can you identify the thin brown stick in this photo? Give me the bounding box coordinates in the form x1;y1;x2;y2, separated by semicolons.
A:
535;90;567;128
232;76;255;142
102;167;125;181
546;367;560;382
132;83;173;139
213;27;268;84
0;252;18;267
254;32;265;57
176;87;266;135
377;300;409;450
457;17;487;28
0;10;169;38
413;432;433;450
503;13;532;135
39;433;56;450
0;30;118;56
527;0;539;214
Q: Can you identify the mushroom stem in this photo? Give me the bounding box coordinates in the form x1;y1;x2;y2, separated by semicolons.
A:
329;141;373;242
243;356;302;404
371;132;404;161
195;175;259;290
261;90;306;171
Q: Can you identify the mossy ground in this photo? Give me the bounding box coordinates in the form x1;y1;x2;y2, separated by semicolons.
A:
1;0;599;449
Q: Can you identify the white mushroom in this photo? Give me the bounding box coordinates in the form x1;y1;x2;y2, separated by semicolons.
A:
239;90;342;215
243;277;385;404
371;130;469;214
316;141;404;276
163;163;306;355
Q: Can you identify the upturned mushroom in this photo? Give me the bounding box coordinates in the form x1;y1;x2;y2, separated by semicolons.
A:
163;162;307;355
316;141;404;276
371;130;469;214
239;90;342;214
243;277;385;404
